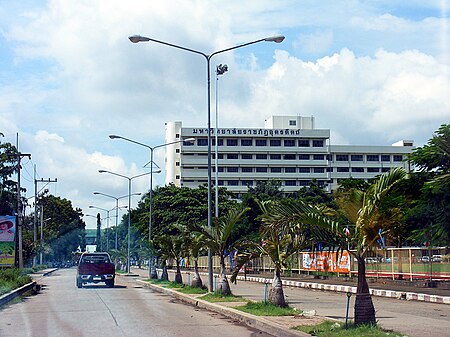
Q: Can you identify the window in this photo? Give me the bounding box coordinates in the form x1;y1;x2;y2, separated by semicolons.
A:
217;167;224;172
175;133;180;138
176;149;180;153
241;139;252;146
367;167;380;173
284;154;296;160
242;167;253;173
336;154;349;161
175;175;180;179
218;180;224;186
242;154;252;160
285;167;296;173
285;180;296;186
393;155;403;162
256;154;267;160
255;139;267;146
298;154;310;160
211;138;224;146
327;167;333;172
175;162;180;166
228;180;239;186
352;167;364;172
313;167;325;173
298;167;310;173
256;167;268;173
270;139;281;146
381;167;390;172
299;180;310;186
197;139;208;146
337;167;349;172
289;120;296;126
227;154;238;159
226;139;238;146
271;167;282;173
212;153;224;159
298;139;310;147
367;155;379;162
351;155;363;161
313;154;324;160
241;180;253;186
270;154;281;160
183;140;194;146
284;139;295;147
312;140;324;147
381;155;390;162
227;167;238;172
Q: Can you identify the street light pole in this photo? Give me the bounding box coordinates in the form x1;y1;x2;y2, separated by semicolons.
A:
215;64;228;221
109;135;194;279
93;192;140;250
129;34;285;291
89;205;111;251
98;170;151;273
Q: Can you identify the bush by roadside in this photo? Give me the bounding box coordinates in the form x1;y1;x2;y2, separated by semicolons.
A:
0;268;33;296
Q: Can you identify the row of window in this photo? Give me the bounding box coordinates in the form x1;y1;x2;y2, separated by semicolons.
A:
184;166;393;173
192;138;325;147
183;152;404;162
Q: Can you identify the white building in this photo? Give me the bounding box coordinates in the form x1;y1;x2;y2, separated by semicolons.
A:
165;116;413;195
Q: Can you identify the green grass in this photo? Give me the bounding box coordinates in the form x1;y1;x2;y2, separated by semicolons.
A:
234;301;299;316
199;292;246;302
146;278;184;288
178;286;208;294
294;321;407;337
0;268;33;296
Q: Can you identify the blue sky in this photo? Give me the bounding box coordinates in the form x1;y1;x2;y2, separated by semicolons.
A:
0;0;449;228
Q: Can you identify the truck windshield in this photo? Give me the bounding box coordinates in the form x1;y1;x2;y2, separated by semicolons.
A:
81;255;111;264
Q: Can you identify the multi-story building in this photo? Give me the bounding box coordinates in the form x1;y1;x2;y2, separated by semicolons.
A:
165;116;413;195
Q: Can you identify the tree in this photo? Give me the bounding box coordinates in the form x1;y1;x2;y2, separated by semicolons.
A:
190;205;249;295
0;136;20;215
333;167;408;325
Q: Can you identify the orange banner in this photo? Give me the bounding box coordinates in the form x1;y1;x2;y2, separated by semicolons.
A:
302;251;350;273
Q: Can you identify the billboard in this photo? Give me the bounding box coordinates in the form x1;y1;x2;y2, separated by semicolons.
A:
302;251;350;273
0;216;16;267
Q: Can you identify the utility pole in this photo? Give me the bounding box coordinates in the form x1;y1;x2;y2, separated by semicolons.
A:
15;134;31;268
33;171;57;267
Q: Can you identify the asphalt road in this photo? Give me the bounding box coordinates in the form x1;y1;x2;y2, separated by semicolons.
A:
0;268;273;337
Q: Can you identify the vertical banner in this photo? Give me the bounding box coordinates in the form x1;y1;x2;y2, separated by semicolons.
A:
302;251;350;273
0;216;16;267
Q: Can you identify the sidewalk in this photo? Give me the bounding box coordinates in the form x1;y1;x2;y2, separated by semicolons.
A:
129;267;450;337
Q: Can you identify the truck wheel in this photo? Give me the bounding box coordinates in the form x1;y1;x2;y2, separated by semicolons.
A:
76;278;82;288
106;279;114;288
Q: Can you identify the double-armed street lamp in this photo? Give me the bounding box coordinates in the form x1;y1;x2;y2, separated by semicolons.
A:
93;192;140;249
98;170;156;273
89;205;113;251
109;134;194;279
129;33;285;291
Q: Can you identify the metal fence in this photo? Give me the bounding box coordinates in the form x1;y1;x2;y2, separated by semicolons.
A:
194;247;449;281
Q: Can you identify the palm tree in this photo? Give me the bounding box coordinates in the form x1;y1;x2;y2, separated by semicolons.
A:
189;206;249;295
186;232;207;288
231;199;339;307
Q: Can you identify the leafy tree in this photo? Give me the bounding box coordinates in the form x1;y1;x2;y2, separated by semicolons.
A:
0;136;21;215
406;124;450;244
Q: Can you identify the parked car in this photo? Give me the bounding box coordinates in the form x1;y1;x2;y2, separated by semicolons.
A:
420;256;430;263
432;255;443;262
76;252;115;288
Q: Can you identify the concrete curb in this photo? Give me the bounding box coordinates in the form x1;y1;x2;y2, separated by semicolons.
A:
235;275;450;305
135;279;311;337
0;281;37;307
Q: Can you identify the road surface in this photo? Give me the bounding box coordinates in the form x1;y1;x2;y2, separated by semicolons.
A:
0;268;273;337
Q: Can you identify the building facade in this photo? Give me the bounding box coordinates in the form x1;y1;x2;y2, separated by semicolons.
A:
165;116;413;195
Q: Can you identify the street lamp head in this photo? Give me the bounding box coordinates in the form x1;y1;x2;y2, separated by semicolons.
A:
264;35;285;43
88;206;95;208
184;138;195;143
109;134;121;139
129;35;150;43
98;170;107;173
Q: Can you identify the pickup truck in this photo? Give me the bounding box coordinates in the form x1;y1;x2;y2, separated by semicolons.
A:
76;252;115;288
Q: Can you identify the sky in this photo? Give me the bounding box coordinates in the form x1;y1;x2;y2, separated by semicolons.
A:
1;0;449;229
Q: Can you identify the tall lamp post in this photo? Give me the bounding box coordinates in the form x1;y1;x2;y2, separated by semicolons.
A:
129;33;285;291
109;135;194;279
93;192;140;249
98;170;152;273
215;64;228;221
40;216;51;265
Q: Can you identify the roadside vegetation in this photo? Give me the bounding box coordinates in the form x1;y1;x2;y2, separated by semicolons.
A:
235;301;299;316
294;321;408;337
0;268;33;296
